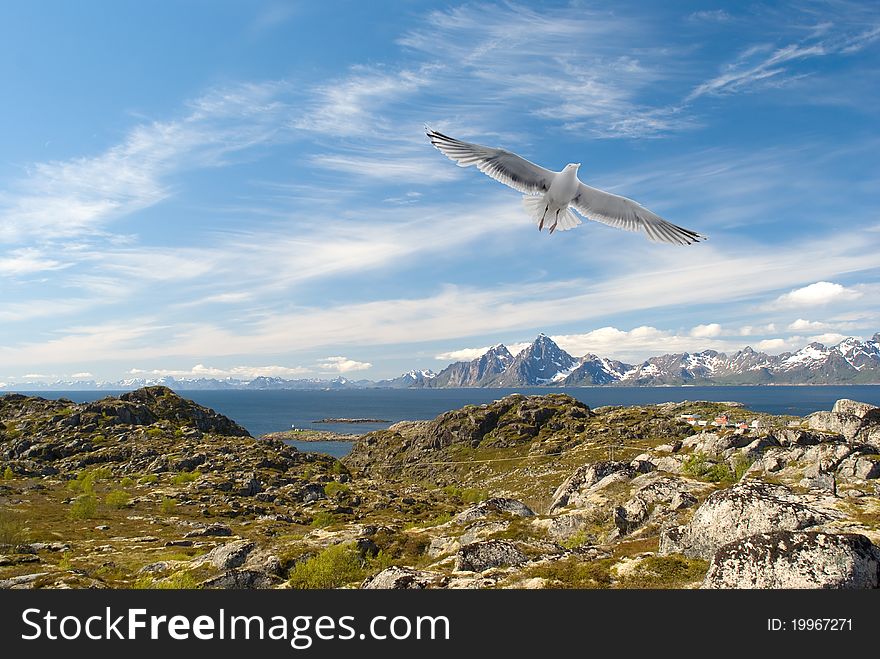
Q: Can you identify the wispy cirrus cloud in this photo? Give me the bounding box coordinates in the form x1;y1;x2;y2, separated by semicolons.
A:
687;25;880;101
0;81;289;245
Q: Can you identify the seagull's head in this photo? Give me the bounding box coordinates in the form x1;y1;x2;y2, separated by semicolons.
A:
565;163;581;172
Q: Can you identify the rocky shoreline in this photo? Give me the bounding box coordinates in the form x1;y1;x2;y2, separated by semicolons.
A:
1;387;878;589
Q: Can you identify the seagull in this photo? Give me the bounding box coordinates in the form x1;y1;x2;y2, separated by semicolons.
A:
426;127;705;244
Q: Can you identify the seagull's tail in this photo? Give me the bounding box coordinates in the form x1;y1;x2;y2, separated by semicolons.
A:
522;195;581;233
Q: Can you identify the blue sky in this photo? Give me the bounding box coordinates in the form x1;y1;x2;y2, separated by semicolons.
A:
1;0;879;383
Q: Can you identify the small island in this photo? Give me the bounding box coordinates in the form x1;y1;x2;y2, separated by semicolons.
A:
312;417;389;424
261;429;359;442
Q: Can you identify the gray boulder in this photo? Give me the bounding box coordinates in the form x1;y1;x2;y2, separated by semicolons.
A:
702;531;880;589
807;411;863;441
456;497;535;523
199;569;277;589
454;540;527;572
196;540;256;570
550;461;635;511
837;455;880;480
361;566;446;589
833;399;879;420
659;482;831;559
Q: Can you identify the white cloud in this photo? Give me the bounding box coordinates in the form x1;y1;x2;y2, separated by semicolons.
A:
788;318;826;331
434;347;491;361
292;66;432;137
0;248;68;275
688;26;880;101
128;364;311;379
690;323;723;338
739;323;777;336
399;4;688;138
756;338;790;352
688;10;732;22
811;333;849;346
0;81;289;245
317;356;373;373
70;372;93;379
772;281;862;308
551;326;734;361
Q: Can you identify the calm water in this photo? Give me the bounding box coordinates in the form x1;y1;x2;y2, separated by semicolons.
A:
15;386;880;459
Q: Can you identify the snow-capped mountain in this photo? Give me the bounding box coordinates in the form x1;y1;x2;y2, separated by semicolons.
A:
484;335;578;386
430;344;514;387
377;369;438;388
3;333;878;392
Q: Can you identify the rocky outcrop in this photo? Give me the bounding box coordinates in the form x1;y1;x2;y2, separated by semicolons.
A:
702;532;880;589
806;399;879;444
456;498;534;523
454;540;527;572
550;461;638;512
659;482;833;559
361;567;447;589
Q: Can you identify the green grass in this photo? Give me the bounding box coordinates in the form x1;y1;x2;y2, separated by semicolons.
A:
560;531;589;550
617;555;709;589
0;508;28;545
160;498;178;514
309;511;338;528
138;474;159;485
171;470;200;486
442;485;489;504
528;557;616;589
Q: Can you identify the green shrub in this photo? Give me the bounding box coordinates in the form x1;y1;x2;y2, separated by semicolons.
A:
682;453;732;483
160;498;178;514
405;512;453;529
2;466;14;480
146;428;164;438
560;531;589;550
68;472;96;494
288;543;365;589
119;477;135;488
309;511;337;528
138;474;159;485
105;490;131;509
70;493;98;519
171;470;200;486
732;455;754;481
323;481;350;497
442;485;489;503
0;509;28;545
135;570;199;589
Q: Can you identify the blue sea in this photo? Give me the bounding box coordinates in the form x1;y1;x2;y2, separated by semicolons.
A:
14;386;880;459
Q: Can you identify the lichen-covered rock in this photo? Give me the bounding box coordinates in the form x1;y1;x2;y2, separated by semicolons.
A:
682;432;751;455
361;567;447;589
195;540;256;570
832;399;879;420
200;569;277;589
454;540;527;572
702;532;880;589
807;411;863;441
836;455;880;480
659;482;832;559
550;461;636;512
456;497;534;523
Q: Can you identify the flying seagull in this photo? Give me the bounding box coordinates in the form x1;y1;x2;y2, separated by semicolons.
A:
426;128;705;244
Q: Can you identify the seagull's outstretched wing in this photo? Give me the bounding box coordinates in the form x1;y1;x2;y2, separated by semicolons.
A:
571;183;705;245
426;128;555;195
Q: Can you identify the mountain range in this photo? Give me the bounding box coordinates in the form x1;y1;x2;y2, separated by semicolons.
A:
4;333;880;391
